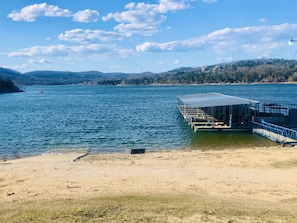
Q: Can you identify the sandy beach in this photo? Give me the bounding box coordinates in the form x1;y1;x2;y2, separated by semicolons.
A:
1;146;297;222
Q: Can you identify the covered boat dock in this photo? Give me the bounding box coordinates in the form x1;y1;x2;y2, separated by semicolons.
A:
177;92;297;145
177;93;259;132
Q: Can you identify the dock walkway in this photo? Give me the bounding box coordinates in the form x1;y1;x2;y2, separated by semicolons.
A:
252;121;297;145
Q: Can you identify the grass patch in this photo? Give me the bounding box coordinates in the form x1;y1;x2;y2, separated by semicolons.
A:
271;159;297;168
1;195;297;222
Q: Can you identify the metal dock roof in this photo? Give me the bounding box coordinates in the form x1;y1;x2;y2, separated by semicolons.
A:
177;93;259;108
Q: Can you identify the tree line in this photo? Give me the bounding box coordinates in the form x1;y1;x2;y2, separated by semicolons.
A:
117;59;297;85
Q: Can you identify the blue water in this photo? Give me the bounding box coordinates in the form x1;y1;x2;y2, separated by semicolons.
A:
1;84;297;158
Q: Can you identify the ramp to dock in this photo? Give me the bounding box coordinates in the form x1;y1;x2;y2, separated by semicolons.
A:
252;121;297;145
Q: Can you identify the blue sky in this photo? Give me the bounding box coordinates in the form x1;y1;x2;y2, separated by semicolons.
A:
1;0;297;73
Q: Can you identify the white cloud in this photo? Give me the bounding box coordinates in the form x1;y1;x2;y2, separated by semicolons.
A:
73;9;99;23
157;0;190;13
258;18;267;23
7;3;99;23
58;29;125;43
136;39;203;52
7;59;57;71
7;3;71;22
103;2;164;36
72;44;117;55
9;44;69;57
102;0;192;36
29;58;55;64
136;23;297;55
8;43;133;58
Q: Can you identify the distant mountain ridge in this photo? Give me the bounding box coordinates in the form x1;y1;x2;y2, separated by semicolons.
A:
123;58;297;85
1;59;297;85
0;69;155;85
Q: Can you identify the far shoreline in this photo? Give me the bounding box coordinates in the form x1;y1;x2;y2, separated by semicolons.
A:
15;81;297;87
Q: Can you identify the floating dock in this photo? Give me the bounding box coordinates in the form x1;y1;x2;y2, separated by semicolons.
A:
252;121;297;145
177;92;297;145
177;93;258;132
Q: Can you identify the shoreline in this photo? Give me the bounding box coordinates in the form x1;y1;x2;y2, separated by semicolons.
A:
1;145;297;221
1;137;278;162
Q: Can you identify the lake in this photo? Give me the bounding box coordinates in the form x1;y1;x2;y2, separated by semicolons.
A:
1;84;296;158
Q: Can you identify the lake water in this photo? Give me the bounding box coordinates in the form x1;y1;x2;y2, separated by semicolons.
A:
1;84;297;158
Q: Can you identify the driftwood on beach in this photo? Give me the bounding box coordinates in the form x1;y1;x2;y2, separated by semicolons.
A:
73;150;89;162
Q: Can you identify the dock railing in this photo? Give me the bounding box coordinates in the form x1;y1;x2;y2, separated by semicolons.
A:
252;120;297;144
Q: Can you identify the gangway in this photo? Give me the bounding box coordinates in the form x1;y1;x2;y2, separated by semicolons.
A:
252;120;297;145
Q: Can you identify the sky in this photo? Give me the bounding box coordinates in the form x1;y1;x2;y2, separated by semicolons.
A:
1;0;297;73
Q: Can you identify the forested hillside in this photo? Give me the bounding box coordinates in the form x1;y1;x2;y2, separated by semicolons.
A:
0;77;22;93
0;68;153;85
120;59;297;85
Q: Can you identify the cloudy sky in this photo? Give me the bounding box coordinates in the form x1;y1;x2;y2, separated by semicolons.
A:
1;0;297;73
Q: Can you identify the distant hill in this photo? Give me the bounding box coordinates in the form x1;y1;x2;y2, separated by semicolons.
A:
2;70;154;85
122;59;297;85
1;59;297;86
21;70;133;85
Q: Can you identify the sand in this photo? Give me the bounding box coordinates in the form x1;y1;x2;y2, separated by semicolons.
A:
1;146;297;210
